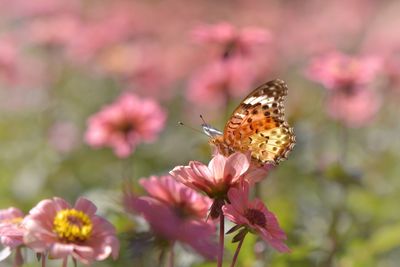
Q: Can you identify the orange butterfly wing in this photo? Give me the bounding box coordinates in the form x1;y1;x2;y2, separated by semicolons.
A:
221;79;295;165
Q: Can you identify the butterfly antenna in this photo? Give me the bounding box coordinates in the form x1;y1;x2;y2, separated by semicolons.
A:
199;114;208;125
178;121;205;135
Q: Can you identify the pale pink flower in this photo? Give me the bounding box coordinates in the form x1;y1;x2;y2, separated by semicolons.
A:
66;7;136;63
27;15;80;47
23;197;119;265
223;182;290;253
0;207;25;249
306;51;382;91
170;152;268;199
124;175;217;259
327;88;381;128
187;59;255;107
0;39;19;84
85;93;166;158
192;22;271;56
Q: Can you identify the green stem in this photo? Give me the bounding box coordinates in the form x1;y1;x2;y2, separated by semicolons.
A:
230;234;246;267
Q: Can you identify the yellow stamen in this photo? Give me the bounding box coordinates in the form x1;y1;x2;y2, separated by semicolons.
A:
53;209;93;242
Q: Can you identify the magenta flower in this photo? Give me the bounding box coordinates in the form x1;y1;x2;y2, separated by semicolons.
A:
187;59;255;107
306;51;381;91
192;22;271;56
23;197;119;265
223;182;290;253
170;152;268;200
124;175;217;259
85;93;166;158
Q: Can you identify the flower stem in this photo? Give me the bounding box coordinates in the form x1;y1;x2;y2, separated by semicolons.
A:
230;234;246;267
167;246;174;267
13;247;23;267
217;213;225;267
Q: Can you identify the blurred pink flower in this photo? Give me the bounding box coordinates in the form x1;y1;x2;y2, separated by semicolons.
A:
66;7;136;62
27;15;80;47
223;182;290;253
48;121;80;154
96;43;171;98
124;175;217;259
306;51;382;91
170;152;268;200
187;59;255;107
85;93;166;158
23;197;119;265
192;22;271;56
327;88;381;128
0;207;25;249
0;39;19;84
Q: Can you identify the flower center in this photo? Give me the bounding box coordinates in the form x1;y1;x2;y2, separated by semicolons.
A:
53;209;93;242
245;208;266;227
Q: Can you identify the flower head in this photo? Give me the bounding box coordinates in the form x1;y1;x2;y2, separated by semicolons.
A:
0;207;25;249
124;175;217;259
23;197;119;265
170;152;267;200
186;59;255;107
85;93;166;158
192;22;271;57
306;51;382;91
326;87;381;127
223;182;290;253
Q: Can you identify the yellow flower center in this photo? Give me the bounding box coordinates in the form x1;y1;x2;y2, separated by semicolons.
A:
53;209;93;242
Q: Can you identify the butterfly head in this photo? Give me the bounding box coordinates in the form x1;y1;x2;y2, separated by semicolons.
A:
201;124;223;138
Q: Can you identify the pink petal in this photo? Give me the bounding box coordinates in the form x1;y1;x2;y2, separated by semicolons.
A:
74;197;97;216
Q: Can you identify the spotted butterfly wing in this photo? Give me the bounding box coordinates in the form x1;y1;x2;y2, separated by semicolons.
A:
204;79;295;165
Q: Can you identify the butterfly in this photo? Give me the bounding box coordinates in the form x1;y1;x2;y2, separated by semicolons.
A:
202;79;295;165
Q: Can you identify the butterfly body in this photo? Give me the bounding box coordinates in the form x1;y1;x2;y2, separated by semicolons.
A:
203;79;296;165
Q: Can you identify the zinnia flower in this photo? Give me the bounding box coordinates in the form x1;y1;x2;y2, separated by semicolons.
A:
23;197;119;265
326;88;381;127
306;51;381;91
192;22;271;57
170;152;267;199
85;93;166;158
306;51;382;127
0;207;25;266
124;175;217;259
222;182;290;253
186;59;255;107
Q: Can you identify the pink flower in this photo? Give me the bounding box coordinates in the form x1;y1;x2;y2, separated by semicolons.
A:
192;22;271;56
23;197;119;265
306;51;382;91
223;182;290;253
170;152;268;200
0;207;25;249
0;39;19;84
26;14;80;47
187;59;255;107
85;93;166;158
326;88;381;128
124;176;217;259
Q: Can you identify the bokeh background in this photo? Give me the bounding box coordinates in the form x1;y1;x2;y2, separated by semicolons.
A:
1;0;400;266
